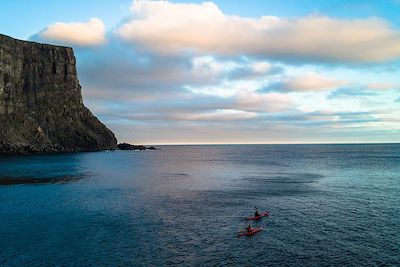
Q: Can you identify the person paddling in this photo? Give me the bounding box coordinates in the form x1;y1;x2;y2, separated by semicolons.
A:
254;207;260;217
246;225;254;233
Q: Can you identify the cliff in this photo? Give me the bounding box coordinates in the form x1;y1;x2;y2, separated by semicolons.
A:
0;34;117;153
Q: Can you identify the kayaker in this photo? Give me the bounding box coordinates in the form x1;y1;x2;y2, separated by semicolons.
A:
246;225;253;233
254;207;260;217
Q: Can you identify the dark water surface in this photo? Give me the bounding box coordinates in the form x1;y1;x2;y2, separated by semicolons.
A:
0;145;399;266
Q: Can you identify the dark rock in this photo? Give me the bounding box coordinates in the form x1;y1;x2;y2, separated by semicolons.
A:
117;143;157;151
0;175;83;185
0;34;117;154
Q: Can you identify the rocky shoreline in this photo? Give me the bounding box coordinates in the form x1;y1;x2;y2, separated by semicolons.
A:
0;143;158;155
117;143;157;151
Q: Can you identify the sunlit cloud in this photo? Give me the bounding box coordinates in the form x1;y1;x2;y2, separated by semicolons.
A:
366;82;400;90
173;109;258;121
269;73;346;92
116;0;400;63
35;18;106;46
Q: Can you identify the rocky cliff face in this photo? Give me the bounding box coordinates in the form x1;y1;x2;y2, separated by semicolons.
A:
0;34;117;153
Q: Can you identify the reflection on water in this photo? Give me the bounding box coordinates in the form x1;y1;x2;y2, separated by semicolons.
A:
0;175;84;185
0;152;89;185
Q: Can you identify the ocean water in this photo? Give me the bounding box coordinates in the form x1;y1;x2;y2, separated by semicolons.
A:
0;144;399;266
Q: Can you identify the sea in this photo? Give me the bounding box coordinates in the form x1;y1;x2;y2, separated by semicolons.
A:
0;144;399;266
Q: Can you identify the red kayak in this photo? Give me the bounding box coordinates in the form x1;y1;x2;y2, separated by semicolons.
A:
245;212;269;221
238;227;263;237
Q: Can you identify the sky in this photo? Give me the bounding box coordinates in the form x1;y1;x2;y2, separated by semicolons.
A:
1;0;400;144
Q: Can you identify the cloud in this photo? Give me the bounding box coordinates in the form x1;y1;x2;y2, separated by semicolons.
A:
74;35;395;141
89;90;292;121
328;81;400;99
187;56;277;85
35;18;106;46
244;110;381;130
261;73;400;93
231;92;292;113
26;1;400;143
227;61;283;80
328;88;378;99
366;82;400;90
105;107;396;145
268;73;346;92
116;1;400;64
172;109;258;122
76;38;282;101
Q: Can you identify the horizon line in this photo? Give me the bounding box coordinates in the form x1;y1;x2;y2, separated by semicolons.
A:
127;142;400;146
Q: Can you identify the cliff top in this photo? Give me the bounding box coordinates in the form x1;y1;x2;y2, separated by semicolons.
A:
0;33;73;51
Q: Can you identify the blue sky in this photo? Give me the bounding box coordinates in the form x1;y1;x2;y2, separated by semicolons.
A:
1;0;400;144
